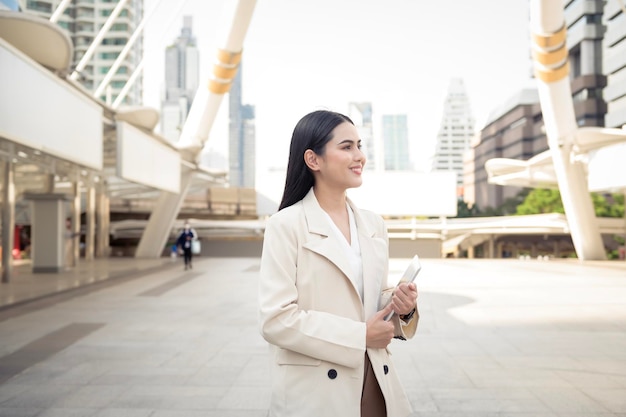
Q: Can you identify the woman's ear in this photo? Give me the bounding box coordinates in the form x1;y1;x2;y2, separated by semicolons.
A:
304;149;320;171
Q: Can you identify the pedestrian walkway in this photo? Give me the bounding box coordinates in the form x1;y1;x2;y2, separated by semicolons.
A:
0;256;625;416
0;257;179;311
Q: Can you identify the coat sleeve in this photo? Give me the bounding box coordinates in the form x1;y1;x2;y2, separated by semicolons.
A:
258;213;366;369
374;214;419;341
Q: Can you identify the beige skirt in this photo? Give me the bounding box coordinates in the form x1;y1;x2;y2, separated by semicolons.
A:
361;353;387;417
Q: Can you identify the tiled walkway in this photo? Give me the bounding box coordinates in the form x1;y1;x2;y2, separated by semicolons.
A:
0;256;625;416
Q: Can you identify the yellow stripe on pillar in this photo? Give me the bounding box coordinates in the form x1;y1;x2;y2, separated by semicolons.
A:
213;64;239;79
216;49;242;66
534;61;569;83
531;43;568;66
532;25;566;49
207;48;242;94
531;23;568;83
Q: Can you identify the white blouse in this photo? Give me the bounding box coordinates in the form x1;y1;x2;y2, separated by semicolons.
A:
323;204;364;302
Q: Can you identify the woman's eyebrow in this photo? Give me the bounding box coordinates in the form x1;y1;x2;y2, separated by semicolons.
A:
337;139;361;145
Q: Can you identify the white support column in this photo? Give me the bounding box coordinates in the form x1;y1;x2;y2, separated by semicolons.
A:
44;174;55;193
530;0;606;260
71;181;81;267
487;236;495;258
496;242;504;259
135;0;257;258
85;184;96;261
96;183;110;258
2;161;15;283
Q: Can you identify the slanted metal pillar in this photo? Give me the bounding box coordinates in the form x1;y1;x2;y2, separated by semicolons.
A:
135;170;193;257
136;0;257;258
2;161;15;283
531;0;606;260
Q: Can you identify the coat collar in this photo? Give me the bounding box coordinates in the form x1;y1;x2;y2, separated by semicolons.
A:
301;188;376;239
301;188;381;315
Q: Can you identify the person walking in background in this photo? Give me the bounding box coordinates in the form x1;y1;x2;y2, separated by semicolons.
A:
176;221;197;270
258;110;419;417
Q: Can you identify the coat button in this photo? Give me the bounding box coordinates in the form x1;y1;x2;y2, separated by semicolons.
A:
328;369;338;379
383;365;389;375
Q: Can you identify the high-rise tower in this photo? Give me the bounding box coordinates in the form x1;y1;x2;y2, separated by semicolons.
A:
603;0;626;128
228;63;256;188
432;78;475;194
382;114;411;171
22;0;143;105
161;16;199;142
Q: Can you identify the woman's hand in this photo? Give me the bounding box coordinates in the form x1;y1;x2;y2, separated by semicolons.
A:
390;282;418;316
366;304;395;348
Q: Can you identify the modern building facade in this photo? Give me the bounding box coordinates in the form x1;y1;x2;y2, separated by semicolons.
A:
348;102;376;171
471;88;545;211
564;0;606;127
382;114;411;171
471;0;611;212
161;15;199;142
21;0;143;105
228;63;256;188
603;0;626;128
432;78;475;195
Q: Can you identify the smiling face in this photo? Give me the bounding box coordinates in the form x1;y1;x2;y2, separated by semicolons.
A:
305;121;366;191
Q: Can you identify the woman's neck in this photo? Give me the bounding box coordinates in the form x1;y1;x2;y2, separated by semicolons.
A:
313;185;347;216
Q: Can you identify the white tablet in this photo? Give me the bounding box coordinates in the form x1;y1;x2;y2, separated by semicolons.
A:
383;255;421;321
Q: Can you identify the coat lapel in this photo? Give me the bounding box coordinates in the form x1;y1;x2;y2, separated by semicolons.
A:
301;189;360;300
348;198;386;319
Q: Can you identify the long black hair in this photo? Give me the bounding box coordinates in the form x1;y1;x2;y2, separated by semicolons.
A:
278;110;354;210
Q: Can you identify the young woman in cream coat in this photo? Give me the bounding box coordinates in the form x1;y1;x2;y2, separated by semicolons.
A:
259;110;419;417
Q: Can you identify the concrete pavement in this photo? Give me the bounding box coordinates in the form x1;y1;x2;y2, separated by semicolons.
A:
0;256;625;416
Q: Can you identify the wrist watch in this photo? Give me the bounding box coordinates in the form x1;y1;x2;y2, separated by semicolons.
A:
400;308;416;321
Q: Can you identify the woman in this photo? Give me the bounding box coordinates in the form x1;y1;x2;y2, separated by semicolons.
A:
258;110;419;417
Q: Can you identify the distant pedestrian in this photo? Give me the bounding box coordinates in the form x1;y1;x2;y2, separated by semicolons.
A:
176;222;197;270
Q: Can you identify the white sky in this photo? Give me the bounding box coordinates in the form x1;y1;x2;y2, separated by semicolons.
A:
143;0;534;178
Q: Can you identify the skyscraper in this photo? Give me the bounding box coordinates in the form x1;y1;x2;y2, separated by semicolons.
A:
432;78;475;192
348;102;376;171
228;63;256;188
161;16;199;142
382;114;411;171
22;0;143;105
603;1;626;128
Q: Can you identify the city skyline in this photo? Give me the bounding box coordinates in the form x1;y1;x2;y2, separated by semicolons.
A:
143;0;533;175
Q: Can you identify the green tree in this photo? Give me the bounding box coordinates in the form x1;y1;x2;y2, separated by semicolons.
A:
456;200;479;218
592;193;625;218
516;188;564;215
516;188;624;218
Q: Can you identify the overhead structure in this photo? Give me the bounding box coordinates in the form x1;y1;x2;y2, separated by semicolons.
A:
135;0;258;258
485;126;626;188
488;0;619;260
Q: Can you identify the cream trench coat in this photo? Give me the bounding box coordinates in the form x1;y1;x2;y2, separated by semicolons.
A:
259;189;418;417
